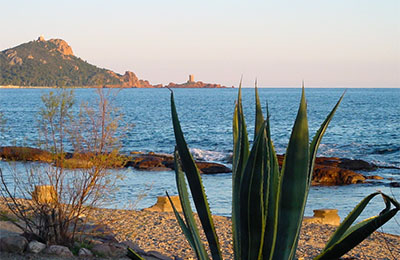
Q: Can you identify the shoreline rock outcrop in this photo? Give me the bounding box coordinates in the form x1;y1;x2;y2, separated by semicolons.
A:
0;146;389;185
165;81;226;88
164;74;226;88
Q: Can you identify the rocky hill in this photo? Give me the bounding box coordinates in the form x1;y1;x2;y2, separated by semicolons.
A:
0;36;160;88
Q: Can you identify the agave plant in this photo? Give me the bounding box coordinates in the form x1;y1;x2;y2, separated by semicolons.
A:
166;84;400;260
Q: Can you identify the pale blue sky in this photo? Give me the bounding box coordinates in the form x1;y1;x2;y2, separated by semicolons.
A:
1;0;399;87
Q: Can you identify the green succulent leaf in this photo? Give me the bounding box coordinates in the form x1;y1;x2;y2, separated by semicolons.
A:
232;80;250;259
262;105;280;260
309;92;344;187
238;122;267;259
322;192;397;250
315;192;400;260
170;91;222;260
273;87;309;260
170;152;209;259
254;81;264;141
166;191;197;253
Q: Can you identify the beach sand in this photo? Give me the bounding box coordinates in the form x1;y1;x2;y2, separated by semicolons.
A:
1;202;399;259
88;208;400;259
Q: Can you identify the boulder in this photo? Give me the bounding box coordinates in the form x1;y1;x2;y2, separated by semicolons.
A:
27;240;46;253
312;166;365;185
0;235;28;253
91;242;127;258
45;245;74;257
277;155;368;185
78;247;93;257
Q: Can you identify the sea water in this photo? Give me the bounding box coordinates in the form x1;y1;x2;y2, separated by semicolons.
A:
0;87;399;234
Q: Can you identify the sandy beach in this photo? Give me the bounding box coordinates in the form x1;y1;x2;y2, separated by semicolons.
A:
0;199;399;259
88;208;400;259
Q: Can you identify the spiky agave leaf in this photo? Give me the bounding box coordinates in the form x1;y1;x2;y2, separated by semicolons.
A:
167;150;209;259
273;87;309;260
308;92;345;187
315;192;400;260
254;80;264;141
170;91;222;260
232;80;250;259
262;105;281;260
238;121;267;259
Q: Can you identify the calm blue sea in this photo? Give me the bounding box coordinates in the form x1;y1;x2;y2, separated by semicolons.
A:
0;87;399;234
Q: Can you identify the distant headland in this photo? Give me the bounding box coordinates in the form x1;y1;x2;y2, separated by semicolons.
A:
165;75;227;89
0;36;226;89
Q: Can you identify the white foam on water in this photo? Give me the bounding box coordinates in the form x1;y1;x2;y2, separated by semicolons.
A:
189;148;231;163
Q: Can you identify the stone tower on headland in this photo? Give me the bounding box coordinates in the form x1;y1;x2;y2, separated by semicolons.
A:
188;74;195;83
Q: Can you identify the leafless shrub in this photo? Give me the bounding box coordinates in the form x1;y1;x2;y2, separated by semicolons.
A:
0;88;127;246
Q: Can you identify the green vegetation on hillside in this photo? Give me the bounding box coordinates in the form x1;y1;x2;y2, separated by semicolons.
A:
0;39;122;86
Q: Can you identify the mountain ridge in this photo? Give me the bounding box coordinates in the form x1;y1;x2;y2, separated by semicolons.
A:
0;36;226;88
0;36;160;88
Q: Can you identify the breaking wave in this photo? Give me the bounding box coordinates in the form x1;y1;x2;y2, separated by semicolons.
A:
189;148;232;163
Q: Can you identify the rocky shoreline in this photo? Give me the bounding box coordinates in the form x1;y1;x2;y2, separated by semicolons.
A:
0;146;395;186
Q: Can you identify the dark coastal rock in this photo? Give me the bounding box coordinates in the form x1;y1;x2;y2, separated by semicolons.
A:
0;146;383;185
195;161;232;174
338;158;377;171
312;156;377;171
129;152;231;174
312;166;366;185
277;155;369;185
389;182;400;187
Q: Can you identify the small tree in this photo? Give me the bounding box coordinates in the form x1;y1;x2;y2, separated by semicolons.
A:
0;88;125;246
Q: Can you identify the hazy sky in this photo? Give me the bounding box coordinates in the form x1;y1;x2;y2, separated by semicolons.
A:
1;0;399;87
